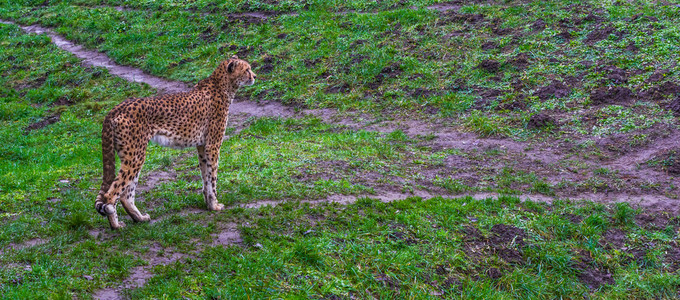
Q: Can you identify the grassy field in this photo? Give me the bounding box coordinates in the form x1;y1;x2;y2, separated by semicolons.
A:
2;0;680;298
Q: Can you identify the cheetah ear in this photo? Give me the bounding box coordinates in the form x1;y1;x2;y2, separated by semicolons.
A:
227;60;238;73
231;55;239;59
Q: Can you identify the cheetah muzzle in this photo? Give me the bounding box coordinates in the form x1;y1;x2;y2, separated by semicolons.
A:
94;55;257;229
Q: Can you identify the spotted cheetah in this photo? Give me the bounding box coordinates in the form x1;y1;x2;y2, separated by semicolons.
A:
94;55;256;229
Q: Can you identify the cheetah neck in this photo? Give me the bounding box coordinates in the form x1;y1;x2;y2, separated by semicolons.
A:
196;78;238;107
214;85;236;105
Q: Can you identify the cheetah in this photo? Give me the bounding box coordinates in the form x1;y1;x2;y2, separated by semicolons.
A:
94;55;256;229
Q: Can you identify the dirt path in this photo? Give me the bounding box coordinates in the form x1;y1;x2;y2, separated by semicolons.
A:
87;3;462;16
93;244;188;300
4;18;680;210
0;238;48;256
0;20;188;95
4;15;680;298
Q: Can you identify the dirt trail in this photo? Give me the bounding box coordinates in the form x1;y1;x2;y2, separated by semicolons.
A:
0;238;48;256
0;20;188;95
236;190;680;214
90;3;460;17
607;134;680;171
5;18;679;212
93;244;187;300
4;7;679;299
237;191;554;209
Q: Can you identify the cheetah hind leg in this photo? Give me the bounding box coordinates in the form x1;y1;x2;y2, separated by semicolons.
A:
119;174;151;223
105;203;126;229
95;193;125;229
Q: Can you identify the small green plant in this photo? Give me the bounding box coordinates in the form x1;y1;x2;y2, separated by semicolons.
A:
613;202;636;226
593;167;613;176
386;130;409;142
464;111;511;137
531;180;555;196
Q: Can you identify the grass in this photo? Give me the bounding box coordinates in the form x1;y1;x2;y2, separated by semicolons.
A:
2;0;680;298
1;0;679;129
0;23;157;244
121;198;680;298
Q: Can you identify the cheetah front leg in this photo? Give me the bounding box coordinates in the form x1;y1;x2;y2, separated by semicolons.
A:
197;144;224;211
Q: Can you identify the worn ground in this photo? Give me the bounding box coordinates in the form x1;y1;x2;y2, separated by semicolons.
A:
1;0;680;299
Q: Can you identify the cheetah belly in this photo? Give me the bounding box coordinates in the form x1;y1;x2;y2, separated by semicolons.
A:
150;132;203;149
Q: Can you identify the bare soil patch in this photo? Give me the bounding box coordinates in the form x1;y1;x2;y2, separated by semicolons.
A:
534;81;571;100
667;96;680;116
9;17;680;217
480;41;498;50
212;223;242;246
639;81;680;102
509;52;531;69
665;242;680;272
590;86;634;105
367;63;403;89
0;238;48;255
527;113;555;129
647;69;671;83
444;13;485;24
137;170;176;193
625;42;639;52
459;223;528;270
93;243;187;300
600;66;628;84
600;228;627;249
24;113;60;133
573;251;615;289
531;19;546;31
51;97;75;106
477;59;500;73
585;25;624;44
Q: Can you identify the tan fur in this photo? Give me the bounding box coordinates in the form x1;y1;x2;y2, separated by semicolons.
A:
95;56;256;229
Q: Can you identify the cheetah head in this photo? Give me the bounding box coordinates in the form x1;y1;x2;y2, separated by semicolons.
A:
222;55;257;87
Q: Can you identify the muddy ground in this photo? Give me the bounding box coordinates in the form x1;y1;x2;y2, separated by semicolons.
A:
4;17;680;216
4;12;680;297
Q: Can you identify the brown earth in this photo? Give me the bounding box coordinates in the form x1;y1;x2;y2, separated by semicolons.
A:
5;18;680;221
585;25;624;44
534;81;571;101
573;251;615;289
23;113;60;132
590;86;634;105
477;59;501;73
527;113;555;129
93;243;188;300
6;9;680;299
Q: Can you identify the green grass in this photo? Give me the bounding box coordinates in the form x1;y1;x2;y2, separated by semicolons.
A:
10;0;450;13
0;23;159;244
124;197;680;299
2;0;679;140
2;0;680;298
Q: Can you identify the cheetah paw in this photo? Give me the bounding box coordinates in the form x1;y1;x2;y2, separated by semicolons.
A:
110;221;126;230
95;202;106;216
138;213;151;222
96;203;116;215
212;203;225;211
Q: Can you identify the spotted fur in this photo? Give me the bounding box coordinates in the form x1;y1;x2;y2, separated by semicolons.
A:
94;56;256;229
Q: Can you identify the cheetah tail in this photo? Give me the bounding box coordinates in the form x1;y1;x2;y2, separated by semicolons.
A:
96;116;116;206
